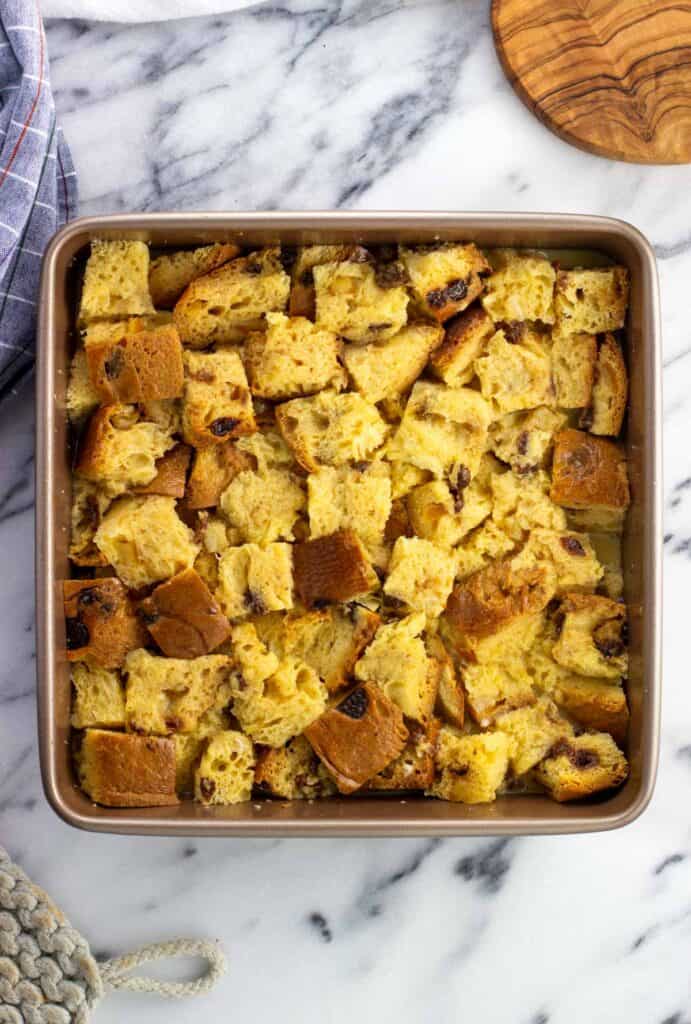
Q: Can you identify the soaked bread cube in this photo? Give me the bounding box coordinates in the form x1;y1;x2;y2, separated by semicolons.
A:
76;404;174;497
554;267;629;337
400;242;489;322
387;382;492;480
132;444;191;500
293;530;379;607
216;542;294;620
231;623;327;747
354;613;437;723
86;322;184;405
307;462;392;553
182;349;256;446
78;240;154;326
383;536;456;617
304;683;408;794
124;648;230;735
64;578;147;669
173;247;290;347
369;718;441;791
314;260;409;343
488;406;566;474
245;312;344;399
481;250;556;324
389;460;433;500
426;634;465;728
289;244;371;319
495;696;573;775
149;243;240;308
255;735;336;799
69;480;111;567
220;466;305;544
185;441;252;509
555;677;629;744
407;476;492;548
475;329;552;413
461;659;535;727
428;306;494;387
94;495;200;590
535;732;628;801
343;322;443;403
277;390;388;472
430;728;509;804
588;333;628;436
551;429;630;510
551;332;597;408
78;730;177;808
552;593;628;680
139;568;231;659
454;520;516;580
511;528;603;595
71;663;126;729
490;469;567;541
195;730;255;805
67;349;100;425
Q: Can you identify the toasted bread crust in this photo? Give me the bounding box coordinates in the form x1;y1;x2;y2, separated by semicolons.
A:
139;568;231;659
79;729;178;807
293;529;379;607
444;561;553;643
185;442;253;509
428;305;494;386
133;443;191;498
587;333;628;436
551;429;630;509
64;578;148;669
149;243;240;308
86;323;185;404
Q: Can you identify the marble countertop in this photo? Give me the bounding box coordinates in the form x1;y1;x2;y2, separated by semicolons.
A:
1;2;689;1020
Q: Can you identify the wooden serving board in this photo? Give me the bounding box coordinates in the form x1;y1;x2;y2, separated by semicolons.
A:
492;0;691;164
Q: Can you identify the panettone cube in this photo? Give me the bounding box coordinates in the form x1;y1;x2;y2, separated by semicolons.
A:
293;530;379;607
588;333;628;436
407;476;492;548
71;663;126;729
182;349;256;446
400;242;489;322
276;390;388;472
428;306;494;387
64;578;148;669
67;349;99;425
313;260;409;343
551;332;597;408
488;406;566;474
430;728;510;804
383;536;456;617
185;441;252;509
343;322;443;404
76;404;174;497
554;676;629;744
307;462;392;553
490;468;567;542
149;242;240;308
86;322;185;404
289;244;371;317
124;648;230;735
220;466;305;544
481;250;556;324
244;312;344;399
495;696;573;775
551;429;630;510
78;729;178;808
354;613;436;723
461;658;535;727
369;718;441;791
78;240;154;325
454;520;516;580
215;543;294;619
139;568;231;659
133;443;191;499
475;330;552;414
535;731;628;801
551;593;628;680
554;267;629;337
254;735;336;799
69;480;110;567
195;730;256;805
511;528;604;595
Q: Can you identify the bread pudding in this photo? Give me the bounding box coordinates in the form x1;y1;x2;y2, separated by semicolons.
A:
66;240;631;808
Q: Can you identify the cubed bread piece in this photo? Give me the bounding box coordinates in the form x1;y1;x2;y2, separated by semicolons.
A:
293;530;378;607
444;561;553;649
139;397;182;434
78;729;177;807
276;390;388;472
185;441;252;509
475;330;553;414
289;244;371;319
426;634;465;728
94;495;199;590
216;543;294;619
220;467;305;544
481;250;556;324
552;593;628;680
69;480;110;567
343;322;443;403
149;243;240;308
304;683;408;794
67;349;100;425
455;520;516;580
389;461;433;500
76;404;174;497
491;468;567;541
495;696;573;775
369;718;441;791
430;728;509;804
551;429;630;510
461;658;535;726
245;312;344;399
488;406;566;474
173;248;290;347
407;476;492;548
133;443;191;499
182;349;256;446
124;648;230;734
71;663;126;729
231;624;327;746
554;677;629;744
387;382;492;480
308;462;392;553
554;267;629;337
255;605;380;694
78;240;154;325
235;428;296;472
587;333;628;436
588;531;624;599
254;735;336;799
64;578;148;668
195;730;255;805
428;306;494;387
313;260;408;343
384;536;456;617
400;243;490;322
139;568;231;658
551;332;597;408
535;732;628;801
86;322;184;404
354;613;436;723
511;528;603;595
565;507;626;535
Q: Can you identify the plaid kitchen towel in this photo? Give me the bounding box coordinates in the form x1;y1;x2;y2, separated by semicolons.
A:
0;0;76;401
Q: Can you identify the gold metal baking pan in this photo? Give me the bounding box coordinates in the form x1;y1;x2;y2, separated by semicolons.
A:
36;212;662;836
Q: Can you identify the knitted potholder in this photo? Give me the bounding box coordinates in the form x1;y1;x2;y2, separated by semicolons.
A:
0;847;226;1022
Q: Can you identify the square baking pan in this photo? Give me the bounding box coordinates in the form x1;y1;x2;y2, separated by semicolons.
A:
36;212;662;836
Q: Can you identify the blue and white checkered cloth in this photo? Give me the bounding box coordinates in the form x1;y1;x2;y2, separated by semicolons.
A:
0;0;77;400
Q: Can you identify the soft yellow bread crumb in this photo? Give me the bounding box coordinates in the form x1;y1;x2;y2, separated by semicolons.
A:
495;696;573;775
407;476;492;548
589;333;628;436
554;676;628;744
354;613;436;722
461;658;535;726
343;322;443;403
255;735;336;799
149;243;240;308
535;731;628;801
69;480;110;567
314;260;409;343
220;467;305;544
389;461;433;500
481;250;556;324
430;728;509;804
236;428;295;472
511;528;604;595
554;267;629;337
94;495;199;589
475;330;552;413
551;332;597;408
490;469;567;541
67;348;100;425
384;536;456;617
76;404;174;497
124;648;230;735
552;593;628;680
78;240;154;325
216;543;294;619
276;390;388;472
488;406;566;474
454;520;516;579
400;243;489;322
428;306;494;387
71;663;126;729
245;312;344;399
307;461;391;553
195;730;256;805
182;349;256;446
